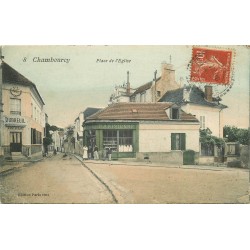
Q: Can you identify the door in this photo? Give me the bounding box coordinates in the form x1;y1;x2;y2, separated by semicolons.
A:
10;132;22;152
183;150;195;165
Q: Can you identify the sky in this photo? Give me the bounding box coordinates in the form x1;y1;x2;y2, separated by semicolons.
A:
2;45;249;128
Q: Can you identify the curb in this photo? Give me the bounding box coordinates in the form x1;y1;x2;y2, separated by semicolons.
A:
83;159;248;172
0;158;44;175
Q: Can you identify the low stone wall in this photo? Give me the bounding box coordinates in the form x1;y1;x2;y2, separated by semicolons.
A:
31;145;43;155
199;156;214;165
136;151;183;165
240;145;249;168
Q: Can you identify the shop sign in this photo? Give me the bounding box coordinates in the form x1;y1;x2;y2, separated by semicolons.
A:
4;116;27;127
85;123;137;130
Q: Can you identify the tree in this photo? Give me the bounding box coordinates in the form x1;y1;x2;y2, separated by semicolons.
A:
223;126;249;145
200;128;225;149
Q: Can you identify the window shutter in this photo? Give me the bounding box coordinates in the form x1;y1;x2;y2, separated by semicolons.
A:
171;134;176;150
181;133;186;150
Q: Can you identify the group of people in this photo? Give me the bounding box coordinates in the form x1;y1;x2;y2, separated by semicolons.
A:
82;145;112;161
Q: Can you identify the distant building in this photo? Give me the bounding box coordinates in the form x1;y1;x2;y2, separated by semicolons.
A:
83;102;200;164
51;130;64;152
109;62;181;104
1;61;46;159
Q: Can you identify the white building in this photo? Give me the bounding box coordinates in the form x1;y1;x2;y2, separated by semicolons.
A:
159;85;227;138
1;61;46;159
83;102;200;164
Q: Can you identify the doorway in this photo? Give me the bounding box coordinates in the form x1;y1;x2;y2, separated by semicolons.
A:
10;132;22;152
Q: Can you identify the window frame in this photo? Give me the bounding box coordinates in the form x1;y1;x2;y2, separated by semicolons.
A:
10;98;21;116
171;133;186;150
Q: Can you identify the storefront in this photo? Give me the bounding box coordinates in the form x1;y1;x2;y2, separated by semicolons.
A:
83;122;139;158
83;103;200;163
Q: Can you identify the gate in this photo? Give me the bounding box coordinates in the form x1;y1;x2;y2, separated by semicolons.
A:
183;150;195;165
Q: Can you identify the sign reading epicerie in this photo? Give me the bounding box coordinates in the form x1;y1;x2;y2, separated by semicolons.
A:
4;116;27;127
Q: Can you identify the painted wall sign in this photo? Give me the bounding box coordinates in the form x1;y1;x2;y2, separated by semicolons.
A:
85;123;137;130
4;116;27;127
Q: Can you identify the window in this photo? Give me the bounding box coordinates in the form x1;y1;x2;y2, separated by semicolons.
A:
103;130;118;152
140;92;146;102
171;107;180;119
201;143;214;156
157;91;161;97
200;116;205;129
10;98;21;115
118;130;133;152
31;128;42;144
34;107;37;121
103;130;133;152
171;133;186;150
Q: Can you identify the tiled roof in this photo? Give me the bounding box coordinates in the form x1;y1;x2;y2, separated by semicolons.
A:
2;61;45;105
130;77;161;96
159;86;227;109
86;102;198;122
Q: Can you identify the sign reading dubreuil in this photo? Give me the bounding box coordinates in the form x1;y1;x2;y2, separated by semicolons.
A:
4;116;27;127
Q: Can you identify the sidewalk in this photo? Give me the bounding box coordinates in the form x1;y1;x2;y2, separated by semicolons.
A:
78;158;249;172
0;154;46;175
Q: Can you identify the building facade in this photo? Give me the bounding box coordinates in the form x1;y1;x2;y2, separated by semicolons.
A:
159;85;227;138
109;62;181;104
83;103;200;164
1;62;45;159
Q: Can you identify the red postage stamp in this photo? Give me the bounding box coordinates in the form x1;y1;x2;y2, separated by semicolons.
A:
190;47;232;85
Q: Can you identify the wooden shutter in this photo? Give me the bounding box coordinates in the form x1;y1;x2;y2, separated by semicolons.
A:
171;133;176;150
181;133;186;150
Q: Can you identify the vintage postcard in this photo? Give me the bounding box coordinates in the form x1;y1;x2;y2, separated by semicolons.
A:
0;45;249;204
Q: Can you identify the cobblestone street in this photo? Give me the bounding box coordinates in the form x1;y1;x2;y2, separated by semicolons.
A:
0;154;249;204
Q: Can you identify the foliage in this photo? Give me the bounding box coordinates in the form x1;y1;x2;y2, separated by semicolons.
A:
65;125;74;136
200;128;225;148
223;126;250;145
43;123;63;147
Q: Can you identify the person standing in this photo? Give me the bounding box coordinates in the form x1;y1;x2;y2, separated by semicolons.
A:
83;145;88;160
107;147;112;161
88;145;92;159
94;145;99;160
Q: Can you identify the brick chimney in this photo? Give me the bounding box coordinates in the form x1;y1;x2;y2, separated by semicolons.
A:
126;71;130;94
205;85;213;102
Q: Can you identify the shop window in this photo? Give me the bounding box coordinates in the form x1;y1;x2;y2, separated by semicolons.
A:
103;130;118;152
118;130;133;152
103;129;133;153
201;143;214;156
10;98;21;115
171;133;186;150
